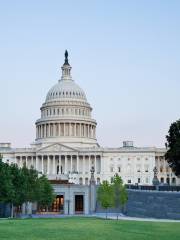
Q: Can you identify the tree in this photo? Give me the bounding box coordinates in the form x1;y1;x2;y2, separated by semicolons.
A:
97;180;114;219
165;119;180;176
36;175;55;212
9;164;27;217
21;166;40;214
0;159;15;217
111;174;128;219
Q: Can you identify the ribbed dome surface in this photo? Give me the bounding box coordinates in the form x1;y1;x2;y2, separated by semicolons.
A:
45;79;87;102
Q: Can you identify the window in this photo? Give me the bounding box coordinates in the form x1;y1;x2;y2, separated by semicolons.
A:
144;165;149;172
145;177;149;184
97;178;100;185
138;178;141;183
110;166;114;172
160;177;164;183
137;164;141;173
118;166;121;172
172;178;176;184
79;178;83;185
85;178;88;185
128;180;131;184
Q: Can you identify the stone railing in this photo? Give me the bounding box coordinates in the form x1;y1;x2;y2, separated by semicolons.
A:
126;184;180;192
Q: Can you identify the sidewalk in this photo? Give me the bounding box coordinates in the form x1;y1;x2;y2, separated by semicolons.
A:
92;213;180;222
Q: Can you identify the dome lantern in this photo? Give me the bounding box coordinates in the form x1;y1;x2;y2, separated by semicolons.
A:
60;50;72;81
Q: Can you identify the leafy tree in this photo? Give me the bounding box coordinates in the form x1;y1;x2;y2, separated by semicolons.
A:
111;174;128;219
165;119;180;176
0;160;15;217
36;175;55;212
97;180;114;219
9;164;28;217
21;166;39;214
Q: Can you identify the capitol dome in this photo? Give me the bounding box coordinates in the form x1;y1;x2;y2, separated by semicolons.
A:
35;50;98;148
45;79;87;102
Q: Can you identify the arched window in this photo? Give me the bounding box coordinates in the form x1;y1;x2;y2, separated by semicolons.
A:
97;178;100;185
160;177;164;183
172;177;176;185
136;164;141;173
79;178;83;185
110;166;114;172
85;178;88;185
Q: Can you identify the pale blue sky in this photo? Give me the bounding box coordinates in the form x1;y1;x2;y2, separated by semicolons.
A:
0;0;180;148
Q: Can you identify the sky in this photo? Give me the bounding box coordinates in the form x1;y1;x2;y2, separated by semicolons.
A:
0;0;180;148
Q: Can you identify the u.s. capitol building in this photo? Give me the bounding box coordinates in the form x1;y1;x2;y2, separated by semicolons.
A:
1;51;179;186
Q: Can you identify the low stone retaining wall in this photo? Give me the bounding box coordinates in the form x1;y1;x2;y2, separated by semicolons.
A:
126;190;180;220
96;189;180;220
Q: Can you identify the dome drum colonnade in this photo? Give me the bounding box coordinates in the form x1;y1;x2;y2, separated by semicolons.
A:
36;122;96;139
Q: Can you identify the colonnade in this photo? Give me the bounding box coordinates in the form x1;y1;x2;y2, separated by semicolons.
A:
36;122;96;139
15;154;101;176
155;156;176;185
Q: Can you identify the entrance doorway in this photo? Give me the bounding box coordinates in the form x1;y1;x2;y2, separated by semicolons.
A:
75;195;84;214
51;195;64;213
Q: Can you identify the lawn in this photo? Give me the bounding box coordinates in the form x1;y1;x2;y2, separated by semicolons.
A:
0;217;180;240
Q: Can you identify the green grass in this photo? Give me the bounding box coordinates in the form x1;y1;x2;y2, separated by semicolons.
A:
0;217;180;240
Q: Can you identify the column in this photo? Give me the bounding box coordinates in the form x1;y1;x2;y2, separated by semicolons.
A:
48;124;51;137
95;156;97;173
70;156;72;173
89;125;91;137
65;155;67;174
25;156;27;168
40;126;41;138
89;156;91;173
31;157;33;168
83;156;85;174
80;123;82;137
53;156;56;175
77;155;79;173
52;123;54;137
44;124;46;138
59;155;61;174
87;125;89;138
35;156;38;171
69;123;71;136
75;123;76;136
64;123;65;136
47;156;50;174
59;123;61;136
37;126;39;138
20;156;23;168
41;156;44;174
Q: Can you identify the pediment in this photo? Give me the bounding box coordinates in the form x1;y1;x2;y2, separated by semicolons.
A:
37;143;78;153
